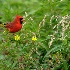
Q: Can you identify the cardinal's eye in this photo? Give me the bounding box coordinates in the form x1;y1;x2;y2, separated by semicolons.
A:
20;18;23;21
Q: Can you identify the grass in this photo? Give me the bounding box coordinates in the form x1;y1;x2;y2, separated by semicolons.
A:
0;0;70;70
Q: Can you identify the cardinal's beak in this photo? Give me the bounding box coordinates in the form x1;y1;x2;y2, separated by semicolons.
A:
21;18;25;22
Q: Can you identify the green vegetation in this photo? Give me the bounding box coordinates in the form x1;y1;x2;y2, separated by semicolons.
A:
0;0;70;70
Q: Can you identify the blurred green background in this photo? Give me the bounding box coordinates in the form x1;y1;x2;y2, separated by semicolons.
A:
0;0;70;70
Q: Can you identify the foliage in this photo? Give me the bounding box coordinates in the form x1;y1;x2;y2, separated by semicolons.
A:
0;0;70;70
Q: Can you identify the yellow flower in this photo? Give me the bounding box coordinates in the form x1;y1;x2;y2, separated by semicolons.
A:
14;35;20;41
32;36;37;41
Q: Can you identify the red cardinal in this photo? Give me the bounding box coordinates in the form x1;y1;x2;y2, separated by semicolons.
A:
5;15;24;33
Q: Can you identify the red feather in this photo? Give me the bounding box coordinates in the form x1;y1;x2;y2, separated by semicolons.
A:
5;15;24;33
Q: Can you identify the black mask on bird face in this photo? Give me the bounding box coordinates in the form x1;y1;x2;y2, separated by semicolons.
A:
20;18;23;24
